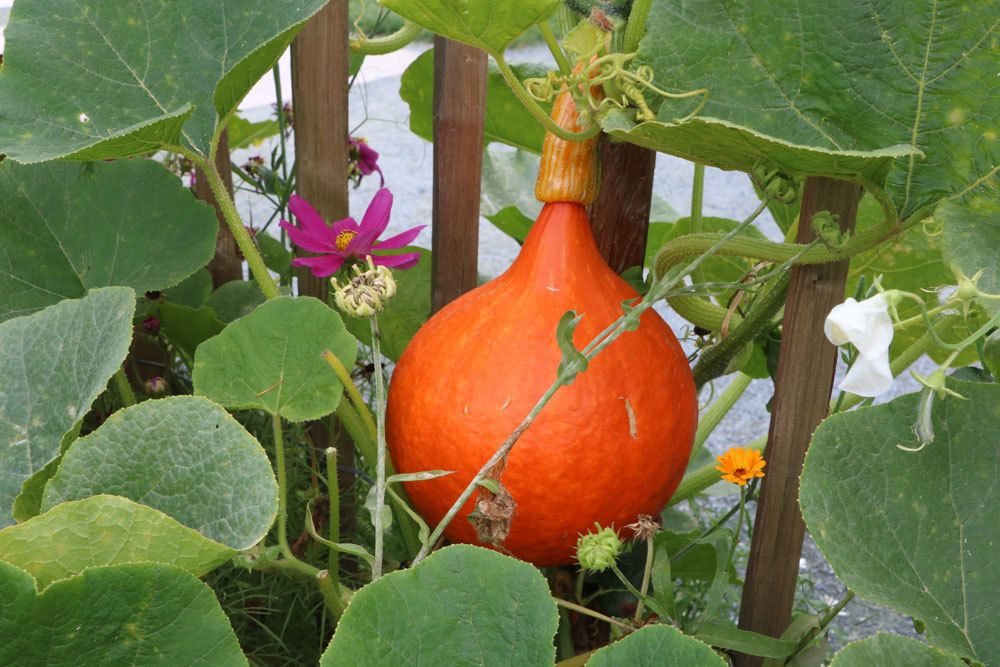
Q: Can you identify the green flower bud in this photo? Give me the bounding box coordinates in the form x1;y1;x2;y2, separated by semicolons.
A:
575;523;624;572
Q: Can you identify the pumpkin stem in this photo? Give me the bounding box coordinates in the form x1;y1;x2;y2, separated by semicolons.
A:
535;70;602;206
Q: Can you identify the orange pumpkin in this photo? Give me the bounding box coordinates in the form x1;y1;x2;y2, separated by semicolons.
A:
386;90;697;566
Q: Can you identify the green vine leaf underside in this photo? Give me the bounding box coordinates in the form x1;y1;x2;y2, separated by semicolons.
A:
830;633;966;666
588;624;726;666
0;495;232;590
0;159;217;322
320;545;559;666
800;378;1000;663
938;195;1000;316
614;0;999;220
0;0;327;162
41;396;278;551
193;296;357;422
380;0;559;55
0;561;247;666
0;288;134;528
400;48;552;153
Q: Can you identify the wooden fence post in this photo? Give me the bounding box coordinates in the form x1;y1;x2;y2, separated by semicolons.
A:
588;138;656;272
194;130;242;287
431;37;487;312
290;0;353;550
735;177;862;666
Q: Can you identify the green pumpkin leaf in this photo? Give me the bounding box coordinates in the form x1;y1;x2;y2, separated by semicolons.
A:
193;296;357;422
480;146;543;241
0;561;247;666
163;267;214;310
205;280;266;323
400;48;551;153
227;114;281;150
0;288;134;528
0;160;216;321
380;0;559;56
155;301;225;358
800;378;1000;662
41;395;278;551
589;624;725;666
258;234;293;275
321;545;558;666
830;633;966;666
0;0;327;162
0;495;232;590
939;195;1000;316
613;0;999;220
345;248;431;361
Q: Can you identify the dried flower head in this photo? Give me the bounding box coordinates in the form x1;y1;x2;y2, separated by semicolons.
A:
331;256;397;318
715;447;766;486
625;514;659;541
575;523;623;572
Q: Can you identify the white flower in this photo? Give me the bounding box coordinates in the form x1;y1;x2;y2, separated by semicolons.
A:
824;294;894;397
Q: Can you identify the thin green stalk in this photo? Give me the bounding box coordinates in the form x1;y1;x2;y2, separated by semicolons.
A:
350;20;422;55
634;537;655;622
623;0;653;53
693;373;751;454
323;351;378;439
788;590;855;659
325;447;340;583
689;163;706;284
493;56;602;143
554;598;630;631
538;21;572;76
370;315;388;580
271;65;291;240
556;609;575;661
413;200;772;565
113;368;136;407
272;414;292;556
610;562;645;603
198;157;280;300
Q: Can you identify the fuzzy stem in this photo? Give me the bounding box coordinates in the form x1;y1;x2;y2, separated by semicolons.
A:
272;413;291;557
325;447;340;583
113;368;136;407
694;373;751;454
493;56;602;142
315;569;346;617
634;537;655;622
370;315;388;580
323;351;378;440
623;0;653;53
350;20;422;55
689;162;707;284
555;598;630;631
198;157;280;300
412;201;770;565
538;21;572;76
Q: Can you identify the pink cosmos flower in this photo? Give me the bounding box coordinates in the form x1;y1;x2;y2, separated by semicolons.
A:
280;188;424;277
349;136;384;187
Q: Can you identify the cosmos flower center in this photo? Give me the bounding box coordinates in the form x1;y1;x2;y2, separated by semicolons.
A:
335;230;358;252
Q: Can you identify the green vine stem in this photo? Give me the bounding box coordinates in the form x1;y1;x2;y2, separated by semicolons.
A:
689;162;707;284
693;373;752;454
623;0;653;53
669;294;736;333
370;315;388;580
350;20;422;55
196;155;281;300
271;413;292;558
322;351;378;439
692;270;791;388
634;535;656;622
554;598;629;631
411;200;772;565
493;56;603;143
113;368;136;407
538;21;572;77
315;569;347;617
325;447;340;583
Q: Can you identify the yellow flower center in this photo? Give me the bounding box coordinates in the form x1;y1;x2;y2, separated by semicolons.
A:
335;230;358;252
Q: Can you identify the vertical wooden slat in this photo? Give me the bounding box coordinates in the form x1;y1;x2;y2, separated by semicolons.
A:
290;0;353;550
291;0;350;304
431;37;487;312
735;177;862;666
194;131;242;287
588;138;656;273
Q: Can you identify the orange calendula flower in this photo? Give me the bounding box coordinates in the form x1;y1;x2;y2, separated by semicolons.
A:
715;448;766;486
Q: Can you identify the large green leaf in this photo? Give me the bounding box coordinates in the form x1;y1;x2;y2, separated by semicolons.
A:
613;0;999;220
41;396;277;550
0;0;327;162
0;495;231;590
155;301;225;358
588;624;725;666
830;633;965;666
205;280;266;323
193;296;356;422
800;378;1000;662
0;288;134;527
320;545;558;666
345;248;431;361
380;0;558;55
938;195;1000;315
0;561;247;666
0;160;216;321
400;48;551;153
